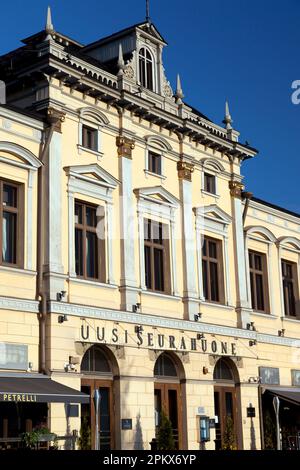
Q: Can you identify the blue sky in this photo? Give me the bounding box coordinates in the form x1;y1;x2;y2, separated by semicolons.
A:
1;0;299;213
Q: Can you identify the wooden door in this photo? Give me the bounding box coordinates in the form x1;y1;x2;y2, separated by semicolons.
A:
154;383;182;449
214;386;238;450
81;378;114;450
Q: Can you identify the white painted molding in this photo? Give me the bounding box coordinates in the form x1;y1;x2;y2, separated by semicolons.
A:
194;205;231;303
0;296;39;313
244;225;276;243
0;142;42;168
49;300;300;348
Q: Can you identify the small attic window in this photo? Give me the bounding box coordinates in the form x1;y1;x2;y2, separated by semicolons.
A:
139;47;154;91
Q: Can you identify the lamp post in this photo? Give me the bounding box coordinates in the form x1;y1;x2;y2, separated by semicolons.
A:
93;389;101;450
273;396;281;450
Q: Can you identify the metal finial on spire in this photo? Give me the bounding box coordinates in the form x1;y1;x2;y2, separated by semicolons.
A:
223;100;233;130
175;74;184;104
45;6;54;32
146;0;150;23
117;43;125;77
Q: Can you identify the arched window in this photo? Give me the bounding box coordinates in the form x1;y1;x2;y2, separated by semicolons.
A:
139;48;154;91
213;358;234;381
154;353;177;377
81;346;111;374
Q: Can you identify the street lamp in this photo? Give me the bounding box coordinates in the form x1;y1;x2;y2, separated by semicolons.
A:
93;389;101;450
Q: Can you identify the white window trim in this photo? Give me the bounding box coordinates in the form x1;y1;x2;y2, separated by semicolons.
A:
144;135;171;182
244;226;276;316
137;45;157;93
77;108;109;159
134;186;180;296
194;205;232;305
0;143;42;271
201;171;220;198
64;164;120;285
276;236;300;319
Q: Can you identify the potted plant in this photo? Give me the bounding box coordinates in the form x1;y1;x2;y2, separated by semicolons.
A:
22;425;57;449
157;411;176;450
221;416;237;450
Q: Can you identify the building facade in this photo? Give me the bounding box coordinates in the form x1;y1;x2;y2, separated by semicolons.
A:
0;8;299;450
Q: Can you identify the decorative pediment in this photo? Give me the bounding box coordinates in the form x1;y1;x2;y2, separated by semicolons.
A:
194;205;231;234
64;163;120;189
0;141;42;169
200;157;225;173
134;186;179;207
137;23;167;45
203;205;232;224
244;225;276;243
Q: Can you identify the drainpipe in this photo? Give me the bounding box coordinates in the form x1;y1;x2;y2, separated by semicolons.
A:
37;108;64;374
242;191;253;225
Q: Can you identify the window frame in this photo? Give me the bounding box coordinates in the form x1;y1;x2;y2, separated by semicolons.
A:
248;250;270;314
75;199;105;282
148;150;162;176
201;236;225;304
138;47;155;92
281;259;299;317
82;124;98;152
144;218;171;294
203;172;216;195
0;178;24;268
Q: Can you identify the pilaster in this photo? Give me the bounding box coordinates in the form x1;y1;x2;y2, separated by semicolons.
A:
229;180;251;328
117;136;138;311
177;161;199;320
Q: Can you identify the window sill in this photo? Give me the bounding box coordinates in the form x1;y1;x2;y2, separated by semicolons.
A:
77;145;103;160
281;316;300;323
201;190;220;198
144;170;166;180
200;301;234;311
141;289;181;301
251;311;277;319
0;265;37;276
68;277;118;289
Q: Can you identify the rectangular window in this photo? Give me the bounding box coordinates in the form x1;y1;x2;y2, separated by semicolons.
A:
202;237;224;303
282;260;299;317
75;201;105;281
144;218;170;293
148;151;162;175
82;125;98;151
249;250;269;313
0;180;23;267
204;173;216;194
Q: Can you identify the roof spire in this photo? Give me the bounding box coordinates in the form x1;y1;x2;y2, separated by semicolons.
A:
223;99;233;130
45;6;54;32
175;74;184;104
117;43;125;76
146;0;151;23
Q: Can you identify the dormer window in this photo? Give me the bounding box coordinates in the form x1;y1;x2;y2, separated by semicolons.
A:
139;47;154;91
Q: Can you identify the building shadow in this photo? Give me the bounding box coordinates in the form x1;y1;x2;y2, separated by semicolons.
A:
134;412;144;450
250;417;256;450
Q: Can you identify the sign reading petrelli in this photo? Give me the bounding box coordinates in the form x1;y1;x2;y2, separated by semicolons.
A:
0;394;37;402
80;325;238;356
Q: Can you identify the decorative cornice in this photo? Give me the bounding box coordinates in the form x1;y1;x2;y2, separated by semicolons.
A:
116;136;135;159
229;180;244;198
0;296;39;313
177;161;194;181
49;301;300;348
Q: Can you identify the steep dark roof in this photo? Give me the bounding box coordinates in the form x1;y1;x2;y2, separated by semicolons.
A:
251;196;300;219
83;21;167;52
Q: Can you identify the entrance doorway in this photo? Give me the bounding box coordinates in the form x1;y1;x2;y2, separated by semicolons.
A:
213;357;242;450
81;345;118;450
154;353;185;449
